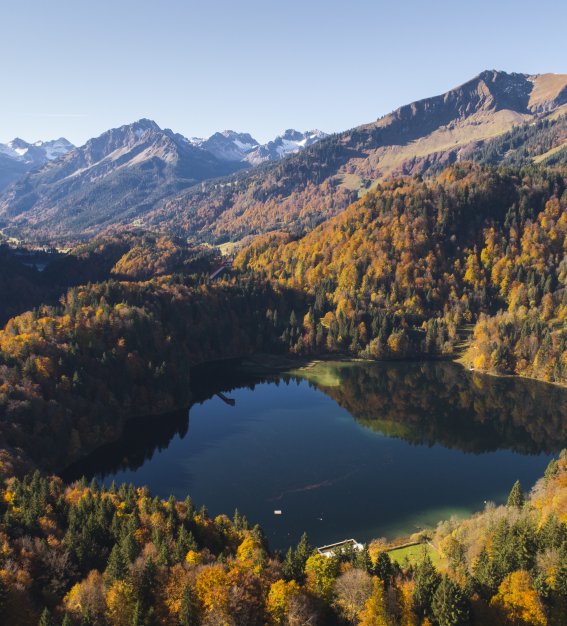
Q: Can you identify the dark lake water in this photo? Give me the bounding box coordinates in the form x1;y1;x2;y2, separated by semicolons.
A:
65;360;567;550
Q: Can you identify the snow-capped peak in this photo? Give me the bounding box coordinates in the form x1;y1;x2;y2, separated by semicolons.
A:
197;130;260;162
0;137;75;165
183;128;327;164
244;129;329;165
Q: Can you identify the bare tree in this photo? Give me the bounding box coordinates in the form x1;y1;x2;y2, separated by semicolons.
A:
333;568;373;624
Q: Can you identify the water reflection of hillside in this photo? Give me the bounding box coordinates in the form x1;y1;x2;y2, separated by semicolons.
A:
64;360;567;482
298;362;567;454
62;362;271;481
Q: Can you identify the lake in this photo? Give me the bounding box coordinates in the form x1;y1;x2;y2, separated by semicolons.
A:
64;360;567;550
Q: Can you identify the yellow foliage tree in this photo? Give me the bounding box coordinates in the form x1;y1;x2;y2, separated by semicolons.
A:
489;570;547;626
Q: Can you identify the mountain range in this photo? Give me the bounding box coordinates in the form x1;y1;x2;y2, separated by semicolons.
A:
0;124;328;242
189;129;327;165
1;70;566;244
0;137;75;190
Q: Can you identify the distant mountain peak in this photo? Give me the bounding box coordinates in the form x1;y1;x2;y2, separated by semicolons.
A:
186;128;327;164
0;136;75;167
244;129;329;165
131;118;161;131
193;130;259;162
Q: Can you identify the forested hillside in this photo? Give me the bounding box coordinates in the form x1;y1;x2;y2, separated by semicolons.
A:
3;162;567;473
236;163;567;383
0;161;566;624
0;232;217;324
0;275;303;471
465;114;567;167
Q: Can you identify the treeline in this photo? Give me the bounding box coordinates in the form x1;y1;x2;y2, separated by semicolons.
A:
0;451;566;625
235;163;567;382
0;275;304;471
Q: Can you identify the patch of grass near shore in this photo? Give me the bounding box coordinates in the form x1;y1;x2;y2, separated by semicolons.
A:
387;542;440;567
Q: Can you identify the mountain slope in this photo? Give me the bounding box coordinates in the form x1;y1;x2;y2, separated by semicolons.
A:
0;119;244;241
144;70;567;242
1;71;566;244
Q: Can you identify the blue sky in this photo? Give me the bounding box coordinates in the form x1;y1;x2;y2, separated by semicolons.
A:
1;0;566;146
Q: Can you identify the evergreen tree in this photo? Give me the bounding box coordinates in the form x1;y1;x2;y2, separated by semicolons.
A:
38;608;54;626
373;551;393;584
176;525;197;561
184;495;194;519
131;601;143;626
106;543;128;582
179;586;199;626
139;558;157;610
282;547;297;581
431;575;470;626
294;532;312;581
121;532;140;564
507;480;524;508
412;554;441;619
354;545;373;573
556;561;567;600
473;547;499;598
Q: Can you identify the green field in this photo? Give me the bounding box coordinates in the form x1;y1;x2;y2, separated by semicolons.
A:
387;542;440;567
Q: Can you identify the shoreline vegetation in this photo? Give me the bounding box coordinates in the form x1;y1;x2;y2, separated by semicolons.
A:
0;435;564;625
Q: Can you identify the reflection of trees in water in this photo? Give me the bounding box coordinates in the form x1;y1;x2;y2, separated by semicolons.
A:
64;360;567;482
62;363;273;481
304;362;567;454
62;408;191;481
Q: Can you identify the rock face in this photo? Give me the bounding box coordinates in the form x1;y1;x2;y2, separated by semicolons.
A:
1;71;566;243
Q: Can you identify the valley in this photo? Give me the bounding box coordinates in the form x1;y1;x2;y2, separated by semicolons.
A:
0;67;566;626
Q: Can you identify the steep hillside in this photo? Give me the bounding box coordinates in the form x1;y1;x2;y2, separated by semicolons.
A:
145;71;567;242
0;232;218;325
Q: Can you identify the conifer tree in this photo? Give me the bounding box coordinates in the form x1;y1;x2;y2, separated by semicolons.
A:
355;545;373;573
38;608;54;626
373;551;393;584
431;575;470;626
413;554;441;619
106;543;128;582
507;480;524;508
473;547;499;598
179;586;199;626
